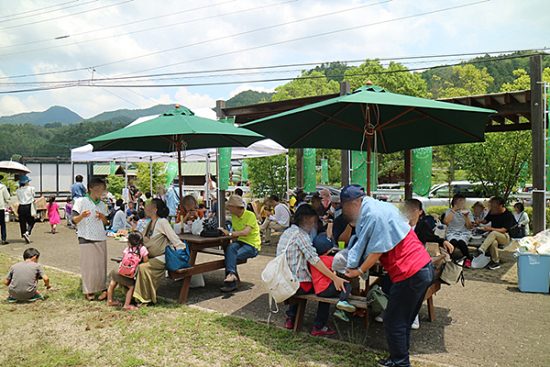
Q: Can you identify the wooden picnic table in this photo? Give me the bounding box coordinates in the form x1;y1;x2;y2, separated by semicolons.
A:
172;233;232;304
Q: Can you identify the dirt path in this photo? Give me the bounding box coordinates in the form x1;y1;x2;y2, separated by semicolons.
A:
1;221;549;367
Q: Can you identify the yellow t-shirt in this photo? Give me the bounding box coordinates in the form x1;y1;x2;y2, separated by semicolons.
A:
232;210;261;251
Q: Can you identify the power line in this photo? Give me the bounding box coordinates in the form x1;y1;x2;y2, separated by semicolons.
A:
0;0;239;51
0;51;541;94
0;0;293;58
127;0;491;76
0;0;97;24
0;0;487;80
0;0;134;31
0;47;546;86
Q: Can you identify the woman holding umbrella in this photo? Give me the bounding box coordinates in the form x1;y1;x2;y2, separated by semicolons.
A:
16;175;36;244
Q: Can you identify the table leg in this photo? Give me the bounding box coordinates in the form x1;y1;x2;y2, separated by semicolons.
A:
293;299;307;332
177;249;198;304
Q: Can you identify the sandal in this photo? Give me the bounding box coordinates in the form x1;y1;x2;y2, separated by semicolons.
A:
85;294;95;301
97;291;108;301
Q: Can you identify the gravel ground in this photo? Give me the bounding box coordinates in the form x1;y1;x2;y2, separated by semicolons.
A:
1;221;549;367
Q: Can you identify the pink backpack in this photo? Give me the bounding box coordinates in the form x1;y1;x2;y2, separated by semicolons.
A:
118;247;142;278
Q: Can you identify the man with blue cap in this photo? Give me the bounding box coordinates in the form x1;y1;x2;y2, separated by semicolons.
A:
341;185;433;367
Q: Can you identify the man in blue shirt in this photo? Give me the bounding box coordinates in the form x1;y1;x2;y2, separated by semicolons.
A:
70;175;87;200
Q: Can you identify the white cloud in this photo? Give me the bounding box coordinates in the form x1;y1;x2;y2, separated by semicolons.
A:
0;0;548;118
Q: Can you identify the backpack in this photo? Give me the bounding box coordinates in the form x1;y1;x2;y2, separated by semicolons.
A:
440;258;465;286
118;247;142;278
261;240;301;322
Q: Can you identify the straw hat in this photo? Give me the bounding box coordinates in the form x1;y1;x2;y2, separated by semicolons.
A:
226;195;245;208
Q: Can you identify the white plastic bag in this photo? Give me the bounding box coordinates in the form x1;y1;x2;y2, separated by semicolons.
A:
191;218;204;236
332;249;349;274
471;254;491;269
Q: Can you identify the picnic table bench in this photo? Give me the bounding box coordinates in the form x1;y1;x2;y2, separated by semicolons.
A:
288;254;445;332
112;234;244;304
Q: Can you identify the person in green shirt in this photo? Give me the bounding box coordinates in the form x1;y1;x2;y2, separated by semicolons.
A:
219;195;260;293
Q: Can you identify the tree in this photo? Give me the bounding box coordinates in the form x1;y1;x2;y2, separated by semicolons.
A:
434;64;494;98
106;174;125;199
271;70;340;101
247;154;295;199
311;62;350;83
344;60;429;97
225;90;274;108
135;163;166;195
500;67;550;91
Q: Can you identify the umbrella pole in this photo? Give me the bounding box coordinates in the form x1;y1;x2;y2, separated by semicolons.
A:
286;153;290;201
367;135;372;196
149;156;153;195
177;142;184;217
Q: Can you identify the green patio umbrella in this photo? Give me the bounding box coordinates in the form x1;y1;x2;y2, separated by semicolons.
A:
89;105;263;208
243;85;496;194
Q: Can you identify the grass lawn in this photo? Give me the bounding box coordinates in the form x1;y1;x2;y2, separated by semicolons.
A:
0;253;391;367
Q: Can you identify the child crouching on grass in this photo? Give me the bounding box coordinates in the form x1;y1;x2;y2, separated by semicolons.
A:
310;236;356;322
4;248;50;302
107;231;148;310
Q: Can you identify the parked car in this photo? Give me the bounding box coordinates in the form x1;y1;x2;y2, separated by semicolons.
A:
417;181;491;208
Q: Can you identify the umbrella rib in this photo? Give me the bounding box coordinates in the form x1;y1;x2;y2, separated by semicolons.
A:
378;130;388;152
309;109;364;133
382;116;425;131
416;109;482;140
376;107;416;130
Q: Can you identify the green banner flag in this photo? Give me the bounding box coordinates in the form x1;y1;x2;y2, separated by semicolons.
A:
241;160;248;183
321;158;329;184
303;148;316;192
165;162;178;187
351;151;376;191
109;161;117;175
412;147;433;197
218;117;234;190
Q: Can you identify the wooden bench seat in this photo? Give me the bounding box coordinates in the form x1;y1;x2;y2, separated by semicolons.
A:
288;281;442;332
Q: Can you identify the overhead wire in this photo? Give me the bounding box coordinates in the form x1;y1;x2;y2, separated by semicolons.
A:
0;0;84;22
0;0;490;80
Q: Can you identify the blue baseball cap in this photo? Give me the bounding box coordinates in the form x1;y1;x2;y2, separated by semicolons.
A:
19;175;31;184
340;184;365;203
312;233;334;255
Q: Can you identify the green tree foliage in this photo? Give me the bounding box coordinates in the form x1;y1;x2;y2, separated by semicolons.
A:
311;62;350;83
225;90;274;108
106;174;125;198
433;64;494;98
247;154;296;199
344;60;429;97
135;163;166;195
500;67;550;91
271;70;340;101
459;131;531;200
0;120;126;160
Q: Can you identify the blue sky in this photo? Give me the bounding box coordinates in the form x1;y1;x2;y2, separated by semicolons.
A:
0;0;548;118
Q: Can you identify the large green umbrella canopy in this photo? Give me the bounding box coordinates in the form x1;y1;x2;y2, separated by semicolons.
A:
242;85;496;153
89;105;262;152
88;105;263;211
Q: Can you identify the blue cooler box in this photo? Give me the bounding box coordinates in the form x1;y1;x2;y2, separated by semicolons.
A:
517;253;550;294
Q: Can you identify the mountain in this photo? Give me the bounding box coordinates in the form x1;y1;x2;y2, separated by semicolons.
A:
225;90;274;108
86;104;174;124
0;106;83;125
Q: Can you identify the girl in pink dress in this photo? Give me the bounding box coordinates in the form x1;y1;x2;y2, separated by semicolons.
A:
47;196;61;234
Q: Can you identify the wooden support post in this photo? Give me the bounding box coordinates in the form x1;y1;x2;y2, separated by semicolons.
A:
215;100;227;226
296;149;304;189
404;149;413;200
531;55;546;233
340;81;351;187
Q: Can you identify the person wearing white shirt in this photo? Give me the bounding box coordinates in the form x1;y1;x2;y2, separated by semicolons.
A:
260;195;290;244
16;175;36;244
0;175;11;245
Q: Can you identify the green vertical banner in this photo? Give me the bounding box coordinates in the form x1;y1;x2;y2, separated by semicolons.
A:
241;160;248;183
321;158;329;184
109;161;117;175
303;148;316;192
370;152;378;192
165;162;178;187
412;147;433;197
351;151;367;189
218;117;234;190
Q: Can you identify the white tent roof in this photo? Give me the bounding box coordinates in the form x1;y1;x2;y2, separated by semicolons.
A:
71;109;286;163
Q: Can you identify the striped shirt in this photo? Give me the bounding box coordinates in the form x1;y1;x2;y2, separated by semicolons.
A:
276;225;320;283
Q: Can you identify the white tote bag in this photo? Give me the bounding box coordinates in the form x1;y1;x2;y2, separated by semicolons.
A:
261;241;301;323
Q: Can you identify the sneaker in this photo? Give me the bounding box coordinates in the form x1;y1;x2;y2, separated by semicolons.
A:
377;358;396;367
336;300;357;313
1;240;8;245
411;314;420;330
464;259;472;269
310;325;336;337
333;309;350;322
28;293;45;302
284;317;294;330
7;296;17;303
220;281;238;293
487;261;501;270
23;233;31;244
375;311;385;323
